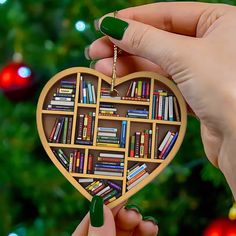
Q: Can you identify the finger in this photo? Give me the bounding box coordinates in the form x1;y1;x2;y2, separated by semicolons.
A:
111;201;127;217
115;205;142;236
72;196;116;236
133;219;159;236
86;36;129;60
72;213;89;236
98;2;225;36
93;56;169;77
97;17;196;75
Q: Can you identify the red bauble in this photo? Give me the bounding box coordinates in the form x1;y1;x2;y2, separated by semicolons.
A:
0;61;35;101
203;218;236;236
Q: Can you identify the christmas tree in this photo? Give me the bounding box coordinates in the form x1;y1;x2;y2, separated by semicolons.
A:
0;0;233;235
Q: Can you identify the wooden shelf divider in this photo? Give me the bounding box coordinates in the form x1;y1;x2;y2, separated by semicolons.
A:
70;73;80;145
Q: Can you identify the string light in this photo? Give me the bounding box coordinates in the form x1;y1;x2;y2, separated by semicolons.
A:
0;0;7;4
75;20;86;32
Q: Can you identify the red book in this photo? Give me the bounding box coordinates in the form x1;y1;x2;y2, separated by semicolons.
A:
49;118;58;142
146;82;150;99
77;114;84;140
126;82;133;97
72;150;77;172
76;151;81;173
87;154;94;174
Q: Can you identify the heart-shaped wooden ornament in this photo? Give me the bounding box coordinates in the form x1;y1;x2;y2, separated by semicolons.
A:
36;67;187;208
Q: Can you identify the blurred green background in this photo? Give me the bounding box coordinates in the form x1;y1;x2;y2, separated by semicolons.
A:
0;0;234;235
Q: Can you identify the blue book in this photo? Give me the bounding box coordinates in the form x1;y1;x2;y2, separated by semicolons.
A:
120;121;127;148
87;82;93;104
82;81;87;103
127;164;147;180
128;109;148;114
152;95;156;119
162;132;179;159
95;164;124;169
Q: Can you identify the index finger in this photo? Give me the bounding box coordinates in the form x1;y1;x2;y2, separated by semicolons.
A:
113;2;222;36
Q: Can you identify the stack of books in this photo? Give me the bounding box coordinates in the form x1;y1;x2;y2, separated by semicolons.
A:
75;112;95;145
126;163;149;190
122;80;150;101
47;80;76;111
99;103;119;117
79;76;96;104
126;109;149;119
100;87;121;100
52;149;69;171
157;131;179;159
68;150;85;173
49;116;73;144
94;152;124;177
129;129;152;158
53;149;85;173
97;127;120;148
152;90;180;121
85;179;121;204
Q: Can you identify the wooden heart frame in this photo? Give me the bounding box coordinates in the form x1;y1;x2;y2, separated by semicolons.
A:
36;67;187;208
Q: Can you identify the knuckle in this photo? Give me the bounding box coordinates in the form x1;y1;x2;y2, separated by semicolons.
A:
129;26;151;51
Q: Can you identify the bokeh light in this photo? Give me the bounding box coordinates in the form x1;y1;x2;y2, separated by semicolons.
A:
75;20;86;32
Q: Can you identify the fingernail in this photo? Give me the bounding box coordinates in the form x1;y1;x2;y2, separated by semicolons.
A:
90;60;97;69
125;204;142;214
84;46;91;60
94;19;100;31
143;216;158;225
100;16;129;40
90;196;104;227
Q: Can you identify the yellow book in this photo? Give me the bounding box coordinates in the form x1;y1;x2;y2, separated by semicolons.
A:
137;81;142;98
139;132;145;157
96;143;120;148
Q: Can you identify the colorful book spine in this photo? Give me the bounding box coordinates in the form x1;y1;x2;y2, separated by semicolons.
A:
120;121;127;148
173;97;180;121
62;117;68;144
154;126;159;159
87;154;94;174
129;136;135;157
134;132;141;158
67;117;73;144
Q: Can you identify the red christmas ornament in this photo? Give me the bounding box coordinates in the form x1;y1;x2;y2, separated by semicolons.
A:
203;218;236;236
0;61;35;101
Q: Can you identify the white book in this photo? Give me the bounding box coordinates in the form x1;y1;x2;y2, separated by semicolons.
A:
97;132;117;137
127;172;149;190
168;96;174;121
91;85;96;104
99;153;124;158
54;97;72;101
127;113;148;117
158;95;163;119
98;127;117;132
94;171;123;177
164;96;169;120
99;107;117;111
131;81;136;97
78;178;94;183
158;131;172;152
96;186;110;196
50;100;74;106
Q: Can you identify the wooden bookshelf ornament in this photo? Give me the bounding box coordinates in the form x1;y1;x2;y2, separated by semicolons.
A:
36;66;187;208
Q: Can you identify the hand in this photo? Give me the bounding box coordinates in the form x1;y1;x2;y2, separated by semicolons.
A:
85;2;236;198
72;196;158;236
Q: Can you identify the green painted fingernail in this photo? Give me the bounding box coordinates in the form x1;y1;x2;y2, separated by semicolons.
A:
90;196;104;227
100;16;129;40
89;60;97;69
125;204;142;214
84;46;91;60
143;216;158;225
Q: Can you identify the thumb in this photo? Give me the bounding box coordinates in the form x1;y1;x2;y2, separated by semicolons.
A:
88;196;116;236
98;16;194;74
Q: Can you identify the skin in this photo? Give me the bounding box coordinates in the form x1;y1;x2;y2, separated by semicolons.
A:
74;2;236;235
